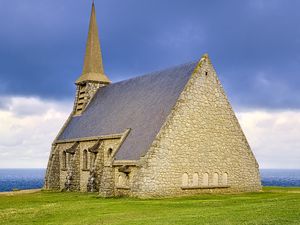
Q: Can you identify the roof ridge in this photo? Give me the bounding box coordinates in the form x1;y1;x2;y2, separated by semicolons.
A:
110;60;198;87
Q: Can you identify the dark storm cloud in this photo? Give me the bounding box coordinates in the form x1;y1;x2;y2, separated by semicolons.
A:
0;0;299;108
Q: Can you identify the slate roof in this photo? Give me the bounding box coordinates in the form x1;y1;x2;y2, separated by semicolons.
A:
58;61;198;160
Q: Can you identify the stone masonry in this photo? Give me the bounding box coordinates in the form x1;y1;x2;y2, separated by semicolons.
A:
44;3;261;198
131;55;261;198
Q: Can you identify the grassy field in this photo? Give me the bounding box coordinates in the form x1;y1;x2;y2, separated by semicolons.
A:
0;187;299;225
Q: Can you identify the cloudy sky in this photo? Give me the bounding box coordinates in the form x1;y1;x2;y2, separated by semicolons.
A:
0;0;299;169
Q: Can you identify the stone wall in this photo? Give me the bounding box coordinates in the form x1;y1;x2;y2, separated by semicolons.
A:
45;55;261;198
45;137;122;193
133;55;261;198
74;82;106;115
98;139;121;196
58;142;80;191
44;145;60;190
113;165;138;197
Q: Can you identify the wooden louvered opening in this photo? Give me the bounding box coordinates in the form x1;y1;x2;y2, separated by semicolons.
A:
75;85;88;114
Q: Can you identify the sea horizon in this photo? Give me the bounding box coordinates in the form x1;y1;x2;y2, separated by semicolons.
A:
1;168;300;192
1;168;300;170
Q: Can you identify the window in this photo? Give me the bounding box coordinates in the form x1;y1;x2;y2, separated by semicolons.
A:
222;173;228;185
182;173;188;186
118;174;129;186
90;153;94;169
107;148;113;157
213;172;219;186
203;172;209;186
62;151;67;170
118;175;123;186
83;150;88;170
192;173;199;186
67;153;71;167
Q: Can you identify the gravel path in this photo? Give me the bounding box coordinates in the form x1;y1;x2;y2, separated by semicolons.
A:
0;189;41;196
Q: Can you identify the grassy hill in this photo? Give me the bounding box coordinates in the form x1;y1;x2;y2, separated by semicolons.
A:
0;187;299;225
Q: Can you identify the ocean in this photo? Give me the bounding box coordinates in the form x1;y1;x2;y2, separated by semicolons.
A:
260;169;300;187
0;169;299;192
0;169;45;192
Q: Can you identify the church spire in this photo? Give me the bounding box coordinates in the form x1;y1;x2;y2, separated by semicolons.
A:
73;2;110;115
76;2;111;84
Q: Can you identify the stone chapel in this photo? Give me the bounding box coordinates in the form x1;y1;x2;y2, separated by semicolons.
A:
44;3;261;198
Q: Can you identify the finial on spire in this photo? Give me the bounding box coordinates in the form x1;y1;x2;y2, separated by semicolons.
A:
76;1;111;84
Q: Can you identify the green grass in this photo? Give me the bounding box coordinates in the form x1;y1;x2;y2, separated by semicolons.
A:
0;187;300;225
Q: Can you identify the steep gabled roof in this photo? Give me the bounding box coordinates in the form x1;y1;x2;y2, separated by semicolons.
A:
58;61;198;160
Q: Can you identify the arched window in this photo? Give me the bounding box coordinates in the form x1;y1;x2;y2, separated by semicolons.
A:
182;173;188;186
203;172;209;186
222;173;228;185
213;172;219;186
62;151;67;169
192;173;199;186
107;148;113;157
90;153;95;169
118;175;123;186
83;150;88;170
67;153;71;168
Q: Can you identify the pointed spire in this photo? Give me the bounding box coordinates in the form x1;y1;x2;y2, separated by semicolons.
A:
76;2;111;84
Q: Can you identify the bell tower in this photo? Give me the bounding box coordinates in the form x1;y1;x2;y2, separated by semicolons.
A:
74;2;111;115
